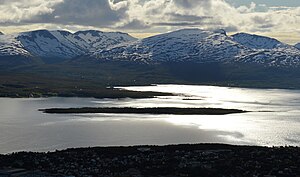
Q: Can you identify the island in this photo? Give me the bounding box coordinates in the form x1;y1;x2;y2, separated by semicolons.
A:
39;107;248;115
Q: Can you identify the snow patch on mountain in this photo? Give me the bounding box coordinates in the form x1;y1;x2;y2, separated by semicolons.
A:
94;28;300;67
93;28;246;62
74;30;137;52
0;29;137;59
17;30;88;58
232;33;284;49
236;46;300;67
0;28;299;67
0;34;31;57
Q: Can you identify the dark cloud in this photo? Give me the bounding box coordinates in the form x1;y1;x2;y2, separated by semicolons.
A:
259;24;275;29
154;22;212;27
14;0;128;27
53;0;124;26
250;16;275;31
173;0;212;9
251;16;270;24
222;25;239;32
116;19;150;30
167;13;212;22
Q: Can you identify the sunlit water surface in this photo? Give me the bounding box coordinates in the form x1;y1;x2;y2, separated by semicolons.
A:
1;84;300;154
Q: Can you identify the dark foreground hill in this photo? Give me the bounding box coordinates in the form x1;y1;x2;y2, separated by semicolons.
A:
1;144;299;177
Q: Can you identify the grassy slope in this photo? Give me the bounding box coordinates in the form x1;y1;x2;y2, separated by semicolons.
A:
1;59;300;98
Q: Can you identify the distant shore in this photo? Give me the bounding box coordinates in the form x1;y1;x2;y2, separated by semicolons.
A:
1;143;299;176
40;107;248;115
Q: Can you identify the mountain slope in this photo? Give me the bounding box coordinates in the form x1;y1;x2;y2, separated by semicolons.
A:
17;30;84;59
74;30;136;52
231;33;284;49
0;28;299;68
0;30;137;60
93;29;300;67
94;29;245;63
0;34;31;57
295;43;300;49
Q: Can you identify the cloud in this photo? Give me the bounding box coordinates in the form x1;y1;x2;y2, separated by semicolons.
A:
35;0;127;27
0;0;63;23
109;0;299;34
0;0;299;43
116;19;150;30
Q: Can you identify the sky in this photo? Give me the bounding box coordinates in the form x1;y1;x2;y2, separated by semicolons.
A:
0;0;299;44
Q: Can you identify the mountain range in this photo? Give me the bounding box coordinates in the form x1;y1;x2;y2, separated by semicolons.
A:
0;28;299;67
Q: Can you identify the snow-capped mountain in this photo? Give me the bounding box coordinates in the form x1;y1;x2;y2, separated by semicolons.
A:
0;29;137;59
93;28;300;67
0;28;299;67
93;29;246;63
232;33;284;49
0;34;31;57
295;43;300;50
17;30;84;58
74;30;136;52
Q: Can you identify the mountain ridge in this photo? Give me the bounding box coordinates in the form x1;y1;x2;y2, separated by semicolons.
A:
231;33;284;49
94;28;300;67
0;28;299;67
0;29;137;59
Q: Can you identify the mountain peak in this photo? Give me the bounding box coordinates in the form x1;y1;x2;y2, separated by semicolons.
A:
168;28;209;34
213;29;227;35
232;32;283;49
144;28;214;41
52;30;73;36
19;29;57;40
74;30;104;36
22;29;50;34
152;28;228;40
0;29;138;59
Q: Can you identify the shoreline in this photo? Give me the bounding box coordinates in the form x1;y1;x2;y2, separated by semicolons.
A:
2;143;297;155
1;83;300;100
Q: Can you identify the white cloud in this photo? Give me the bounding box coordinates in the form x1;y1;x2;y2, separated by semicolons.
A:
0;0;63;23
0;0;299;43
108;0;300;35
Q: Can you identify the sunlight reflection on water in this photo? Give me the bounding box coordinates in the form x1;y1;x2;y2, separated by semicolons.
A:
1;84;300;153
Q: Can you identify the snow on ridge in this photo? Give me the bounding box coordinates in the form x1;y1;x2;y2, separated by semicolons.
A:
231;33;284;49
0;28;299;67
74;30;137;51
0;34;31;57
93;28;237;62
0;29;137;59
94;28;300;67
